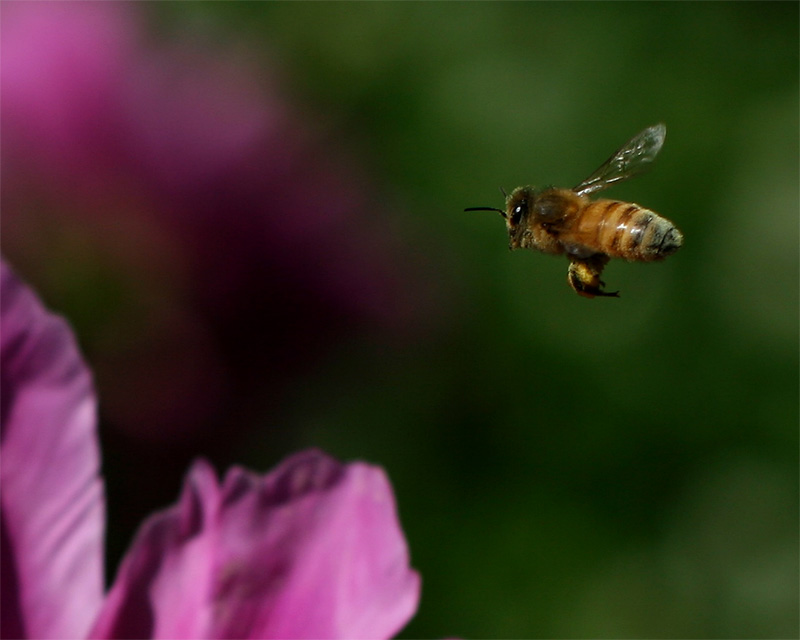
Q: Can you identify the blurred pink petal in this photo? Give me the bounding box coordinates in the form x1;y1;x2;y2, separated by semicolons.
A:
1;262;421;639
0;259;105;639
0;1;135;182
0;0;416;323
90;450;420;639
2;1;436;447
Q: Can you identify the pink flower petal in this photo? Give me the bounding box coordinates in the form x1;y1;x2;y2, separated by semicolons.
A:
0;259;105;639
91;450;420;639
0;1;135;181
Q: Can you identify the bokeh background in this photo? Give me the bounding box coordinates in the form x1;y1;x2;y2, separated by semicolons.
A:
2;2;798;637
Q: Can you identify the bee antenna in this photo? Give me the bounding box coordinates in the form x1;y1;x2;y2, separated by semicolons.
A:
464;206;506;218
499;187;508;198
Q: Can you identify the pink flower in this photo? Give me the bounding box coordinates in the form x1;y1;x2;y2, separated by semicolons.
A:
2;1;437;445
0;259;420;639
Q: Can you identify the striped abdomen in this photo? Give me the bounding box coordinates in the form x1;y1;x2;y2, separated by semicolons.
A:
569;198;683;261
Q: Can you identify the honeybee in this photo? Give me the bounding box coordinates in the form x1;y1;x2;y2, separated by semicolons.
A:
465;123;682;298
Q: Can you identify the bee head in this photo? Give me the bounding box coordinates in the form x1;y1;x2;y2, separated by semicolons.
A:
504;186;534;229
465;186;535;249
503;186;538;249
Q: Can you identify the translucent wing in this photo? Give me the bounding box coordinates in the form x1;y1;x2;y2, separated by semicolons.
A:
573;123;666;197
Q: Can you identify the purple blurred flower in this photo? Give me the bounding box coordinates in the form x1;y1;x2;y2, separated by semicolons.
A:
1;262;104;638
1;1;435;445
0;259;421;639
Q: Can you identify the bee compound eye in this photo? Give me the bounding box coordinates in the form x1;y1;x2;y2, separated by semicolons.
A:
511;202;527;224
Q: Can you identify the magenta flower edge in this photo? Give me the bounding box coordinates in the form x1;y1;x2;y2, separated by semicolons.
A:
90;452;421;639
1;258;420;639
1;260;106;639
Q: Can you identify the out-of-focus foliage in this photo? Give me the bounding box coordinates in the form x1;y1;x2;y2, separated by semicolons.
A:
3;2;797;638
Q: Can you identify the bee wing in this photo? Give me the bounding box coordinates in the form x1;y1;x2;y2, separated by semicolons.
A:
572;123;666;197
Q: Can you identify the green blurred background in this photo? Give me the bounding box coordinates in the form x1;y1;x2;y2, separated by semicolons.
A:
4;2;798;637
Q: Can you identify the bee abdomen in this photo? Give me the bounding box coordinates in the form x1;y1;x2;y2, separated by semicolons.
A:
584;200;683;261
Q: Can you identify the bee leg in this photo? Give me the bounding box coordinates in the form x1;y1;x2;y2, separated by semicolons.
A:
567;256;619;298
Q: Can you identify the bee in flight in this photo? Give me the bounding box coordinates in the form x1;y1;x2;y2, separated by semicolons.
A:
465;123;683;298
